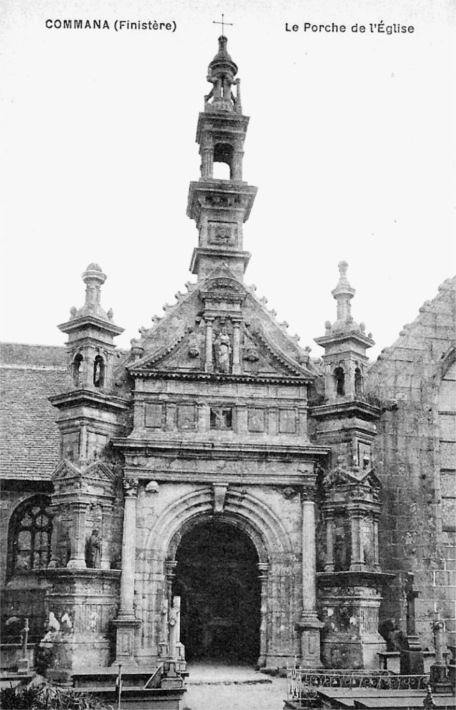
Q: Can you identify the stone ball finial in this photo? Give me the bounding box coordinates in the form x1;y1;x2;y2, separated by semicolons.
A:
82;263;106;284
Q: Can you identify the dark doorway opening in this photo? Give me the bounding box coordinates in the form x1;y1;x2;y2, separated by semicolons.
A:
172;519;261;664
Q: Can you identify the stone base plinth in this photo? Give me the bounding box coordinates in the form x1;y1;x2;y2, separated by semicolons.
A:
318;571;390;670
113;616;141;664
42;569;120;672
296;613;324;668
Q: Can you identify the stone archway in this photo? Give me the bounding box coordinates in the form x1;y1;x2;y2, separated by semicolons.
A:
172;518;261;663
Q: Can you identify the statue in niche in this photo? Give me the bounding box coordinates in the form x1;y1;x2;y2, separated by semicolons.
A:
187;331;200;359
334;523;349;571
86;529;102;568
215;327;231;373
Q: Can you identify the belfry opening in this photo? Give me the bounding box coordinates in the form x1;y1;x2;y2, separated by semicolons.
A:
172;519;261;664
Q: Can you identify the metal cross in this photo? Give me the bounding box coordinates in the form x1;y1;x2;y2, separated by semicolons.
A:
213;14;233;36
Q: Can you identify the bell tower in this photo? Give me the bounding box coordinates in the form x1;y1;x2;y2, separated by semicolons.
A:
187;34;257;281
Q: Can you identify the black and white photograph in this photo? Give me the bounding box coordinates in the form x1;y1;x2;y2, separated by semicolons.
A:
0;1;455;708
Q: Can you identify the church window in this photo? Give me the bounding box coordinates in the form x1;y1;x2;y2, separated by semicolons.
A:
8;496;52;577
93;355;105;388
72;353;83;386
334;367;345;396
354;367;363;397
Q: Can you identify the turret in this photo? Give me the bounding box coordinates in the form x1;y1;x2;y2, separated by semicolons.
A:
58;264;123;391
315;261;374;402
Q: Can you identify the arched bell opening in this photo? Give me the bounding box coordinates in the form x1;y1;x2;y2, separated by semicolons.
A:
213;142;234;179
171;518;261;664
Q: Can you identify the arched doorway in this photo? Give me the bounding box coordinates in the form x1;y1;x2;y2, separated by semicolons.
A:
172;519;261;664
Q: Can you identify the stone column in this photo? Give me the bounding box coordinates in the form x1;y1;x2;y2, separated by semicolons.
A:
201;137;213;179
114;478;140;664
257;562;269;667
232;320;241;374
67;502;87;569
296;493;323;667
373;515;380;570
79;423;88;462
324;512;335;572
166;560;178;609
100;503;113;570
204;318;214;372
350;512;364;571
233;149;243;180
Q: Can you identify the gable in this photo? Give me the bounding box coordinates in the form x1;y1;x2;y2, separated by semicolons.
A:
128;267;315;382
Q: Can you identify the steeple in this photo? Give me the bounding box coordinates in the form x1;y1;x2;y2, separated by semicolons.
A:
187;35;257;281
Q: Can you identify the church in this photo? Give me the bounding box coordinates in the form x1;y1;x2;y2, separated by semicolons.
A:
1;35;455;676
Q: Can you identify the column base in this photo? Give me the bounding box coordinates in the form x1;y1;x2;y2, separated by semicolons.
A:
67;558;86;569
113;617;141;664
296;613;324;668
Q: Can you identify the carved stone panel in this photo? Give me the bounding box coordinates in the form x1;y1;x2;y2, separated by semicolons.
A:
208;221;237;246
145;403;164;429
279;409;296;434
178;404;197;430
248;408;265;433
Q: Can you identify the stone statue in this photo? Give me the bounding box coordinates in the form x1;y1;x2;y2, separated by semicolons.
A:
216;327;231;373
187;331;200;358
87;529;102;568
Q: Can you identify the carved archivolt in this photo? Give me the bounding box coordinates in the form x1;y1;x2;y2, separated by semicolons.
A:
141;486;293;567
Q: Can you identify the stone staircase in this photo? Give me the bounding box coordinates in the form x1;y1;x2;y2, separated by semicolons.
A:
71;661;186;709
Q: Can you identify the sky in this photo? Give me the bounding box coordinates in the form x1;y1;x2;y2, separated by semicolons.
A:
1;0;455;360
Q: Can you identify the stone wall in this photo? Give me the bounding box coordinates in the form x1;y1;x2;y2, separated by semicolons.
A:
366;277;456;649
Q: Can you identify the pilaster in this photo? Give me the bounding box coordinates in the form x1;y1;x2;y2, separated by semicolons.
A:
296;491;323;667
114;477;140;665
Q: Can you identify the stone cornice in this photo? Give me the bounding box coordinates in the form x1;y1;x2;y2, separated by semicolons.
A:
122;470;318;487
49;389;129;412
314;330;374;350
127;369;313;385
317;570;395;587
309;400;381;421
58;315;124;337
113;437;330;460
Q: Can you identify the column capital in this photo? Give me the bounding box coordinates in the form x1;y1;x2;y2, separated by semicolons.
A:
301;487;318;503
123;478;139;497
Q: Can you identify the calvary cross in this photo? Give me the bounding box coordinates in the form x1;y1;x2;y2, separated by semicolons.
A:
213;14;233;36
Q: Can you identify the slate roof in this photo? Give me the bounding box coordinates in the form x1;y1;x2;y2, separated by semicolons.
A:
0;343;68;480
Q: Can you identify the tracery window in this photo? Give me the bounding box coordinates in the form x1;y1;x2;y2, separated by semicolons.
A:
8;496;53;576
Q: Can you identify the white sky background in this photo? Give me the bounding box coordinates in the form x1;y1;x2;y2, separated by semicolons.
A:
0;0;455;360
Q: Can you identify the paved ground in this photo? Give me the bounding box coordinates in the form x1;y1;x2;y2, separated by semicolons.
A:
183;662;288;710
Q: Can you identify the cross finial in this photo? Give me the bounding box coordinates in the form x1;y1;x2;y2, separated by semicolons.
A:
213;13;233;36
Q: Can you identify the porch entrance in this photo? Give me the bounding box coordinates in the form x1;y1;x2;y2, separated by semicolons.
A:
172;519;261;663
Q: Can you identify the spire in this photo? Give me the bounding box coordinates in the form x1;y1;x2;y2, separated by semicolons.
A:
204;36;241;114
331;261;356;329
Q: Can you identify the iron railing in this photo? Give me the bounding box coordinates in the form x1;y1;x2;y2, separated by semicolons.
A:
287;667;430;702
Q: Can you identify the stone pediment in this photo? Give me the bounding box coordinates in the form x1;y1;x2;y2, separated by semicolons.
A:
128;267;315;381
52;459;116;485
323;465;381;496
